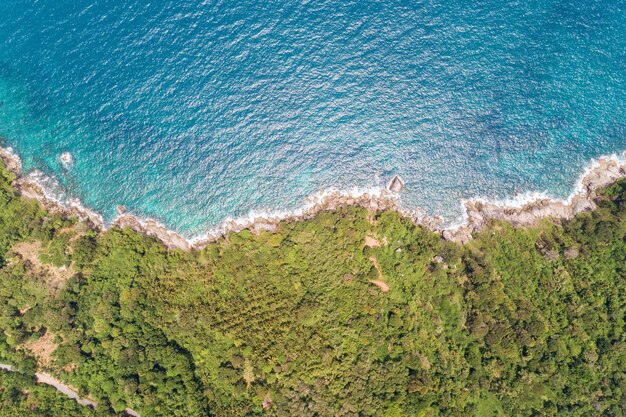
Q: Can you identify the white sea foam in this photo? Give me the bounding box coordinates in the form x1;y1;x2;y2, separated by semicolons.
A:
442;153;625;230
18;167;105;228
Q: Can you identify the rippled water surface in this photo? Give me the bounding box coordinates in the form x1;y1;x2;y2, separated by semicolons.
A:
0;0;624;236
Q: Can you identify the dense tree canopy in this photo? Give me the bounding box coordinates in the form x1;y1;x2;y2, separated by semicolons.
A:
0;162;626;416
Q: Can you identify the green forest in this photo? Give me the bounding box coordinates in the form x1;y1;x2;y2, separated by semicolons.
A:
1;160;626;416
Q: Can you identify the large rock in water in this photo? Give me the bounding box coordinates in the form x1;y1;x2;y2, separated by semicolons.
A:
388;175;405;193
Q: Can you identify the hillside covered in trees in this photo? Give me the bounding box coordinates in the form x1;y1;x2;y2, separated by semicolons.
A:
1;161;626;416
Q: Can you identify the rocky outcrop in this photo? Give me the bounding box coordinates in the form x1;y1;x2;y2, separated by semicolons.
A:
0;147;22;174
444;154;626;243
112;215;192;250
388;175;405;193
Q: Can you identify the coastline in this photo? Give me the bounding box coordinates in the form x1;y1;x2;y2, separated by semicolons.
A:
1;146;625;249
445;153;626;243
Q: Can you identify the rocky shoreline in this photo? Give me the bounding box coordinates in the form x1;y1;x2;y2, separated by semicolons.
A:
115;187;406;250
0;147;407;249
445;153;626;243
1;147;625;249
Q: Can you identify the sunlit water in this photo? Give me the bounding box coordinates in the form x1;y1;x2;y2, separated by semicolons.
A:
0;0;624;237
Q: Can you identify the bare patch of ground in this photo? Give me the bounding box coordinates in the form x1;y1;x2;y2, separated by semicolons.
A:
364;235;381;248
11;241;42;263
22;331;58;368
364;234;389;249
11;241;75;291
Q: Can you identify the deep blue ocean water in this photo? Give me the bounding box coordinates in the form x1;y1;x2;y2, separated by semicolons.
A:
0;0;624;237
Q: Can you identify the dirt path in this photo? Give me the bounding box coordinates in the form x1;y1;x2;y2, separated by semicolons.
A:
368;279;390;292
368;256;390;292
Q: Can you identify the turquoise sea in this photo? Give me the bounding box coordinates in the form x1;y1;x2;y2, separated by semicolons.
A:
0;0;624;237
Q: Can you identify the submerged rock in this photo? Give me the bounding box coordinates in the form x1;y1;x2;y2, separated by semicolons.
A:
59;152;73;168
388;175;405;193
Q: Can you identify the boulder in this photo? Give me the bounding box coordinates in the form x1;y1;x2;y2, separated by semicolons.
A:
388;175;405;193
